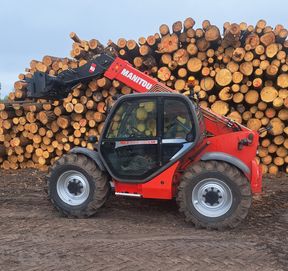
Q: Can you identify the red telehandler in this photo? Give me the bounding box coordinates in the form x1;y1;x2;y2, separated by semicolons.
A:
25;50;263;229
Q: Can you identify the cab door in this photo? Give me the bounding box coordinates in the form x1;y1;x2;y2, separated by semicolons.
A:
99;97;161;181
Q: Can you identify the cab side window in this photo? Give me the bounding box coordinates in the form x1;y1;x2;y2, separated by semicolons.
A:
163;99;193;139
106;100;157;139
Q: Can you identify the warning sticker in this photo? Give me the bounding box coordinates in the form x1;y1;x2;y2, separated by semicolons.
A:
115;140;157;148
89;63;97;73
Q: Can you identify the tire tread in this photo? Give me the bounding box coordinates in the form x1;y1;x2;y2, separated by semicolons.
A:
176;161;252;230
48;153;110;218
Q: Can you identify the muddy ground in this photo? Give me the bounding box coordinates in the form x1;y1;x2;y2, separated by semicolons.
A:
0;169;287;271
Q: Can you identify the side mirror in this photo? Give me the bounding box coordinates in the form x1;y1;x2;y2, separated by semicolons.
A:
112;94;122;101
87;136;98;143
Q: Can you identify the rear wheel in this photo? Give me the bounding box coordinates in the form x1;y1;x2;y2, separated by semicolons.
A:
47;153;110;217
177;161;252;229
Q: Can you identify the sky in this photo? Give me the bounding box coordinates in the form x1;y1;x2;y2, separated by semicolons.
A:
0;0;287;98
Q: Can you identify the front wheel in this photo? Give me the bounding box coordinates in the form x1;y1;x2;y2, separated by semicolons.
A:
177;161;252;230
47;153;110;217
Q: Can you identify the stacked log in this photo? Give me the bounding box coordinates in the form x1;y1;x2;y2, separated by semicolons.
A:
0;19;287;175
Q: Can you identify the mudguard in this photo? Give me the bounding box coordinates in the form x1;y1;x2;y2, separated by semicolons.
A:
70;147;106;171
200;152;250;175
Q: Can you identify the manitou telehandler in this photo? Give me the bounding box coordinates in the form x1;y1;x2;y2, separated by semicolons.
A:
25;50;263;229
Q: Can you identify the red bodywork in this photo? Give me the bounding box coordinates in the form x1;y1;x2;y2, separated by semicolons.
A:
104;57;262;198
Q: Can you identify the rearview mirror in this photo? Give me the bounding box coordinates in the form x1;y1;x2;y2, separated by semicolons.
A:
87;136;98;143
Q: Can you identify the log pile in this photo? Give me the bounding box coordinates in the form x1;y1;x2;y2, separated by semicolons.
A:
0;19;287;175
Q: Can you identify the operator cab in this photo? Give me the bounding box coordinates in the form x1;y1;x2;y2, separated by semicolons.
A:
99;93;203;183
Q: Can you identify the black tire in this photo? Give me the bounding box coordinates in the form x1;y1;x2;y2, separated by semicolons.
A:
176;161;252;230
47;153;110;217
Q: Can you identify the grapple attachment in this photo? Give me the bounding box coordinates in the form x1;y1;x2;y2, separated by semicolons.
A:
25;53;115;100
26;72;70;100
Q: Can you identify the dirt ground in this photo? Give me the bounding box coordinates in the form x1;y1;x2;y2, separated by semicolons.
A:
0;169;287;271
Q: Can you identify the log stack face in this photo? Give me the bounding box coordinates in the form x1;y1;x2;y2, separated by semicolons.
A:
0;19;287;175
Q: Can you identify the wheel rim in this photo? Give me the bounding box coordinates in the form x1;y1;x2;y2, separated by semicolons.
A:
57;170;90;206
192;178;233;218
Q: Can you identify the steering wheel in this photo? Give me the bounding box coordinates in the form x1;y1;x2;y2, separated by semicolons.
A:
129;127;146;137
